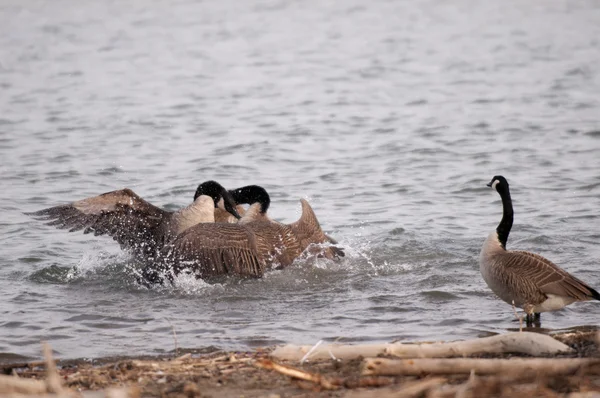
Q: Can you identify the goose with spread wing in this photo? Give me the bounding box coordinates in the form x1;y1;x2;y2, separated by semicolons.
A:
28;180;241;260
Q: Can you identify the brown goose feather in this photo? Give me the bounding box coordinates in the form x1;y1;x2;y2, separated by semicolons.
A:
480;175;600;316
159;199;344;280
29;189;170;259
484;245;599;310
214;187;340;247
28;188;224;260
214;205;247;223
510;251;598;300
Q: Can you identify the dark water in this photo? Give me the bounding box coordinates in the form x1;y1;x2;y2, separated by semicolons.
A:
1;0;600;360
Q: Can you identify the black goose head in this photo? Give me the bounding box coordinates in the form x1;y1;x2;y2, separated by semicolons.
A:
487;175;510;195
229;185;270;214
194;180;241;219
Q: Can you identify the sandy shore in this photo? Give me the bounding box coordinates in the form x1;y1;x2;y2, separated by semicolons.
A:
2;330;600;398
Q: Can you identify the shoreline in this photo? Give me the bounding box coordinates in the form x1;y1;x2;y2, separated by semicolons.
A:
2;330;599;397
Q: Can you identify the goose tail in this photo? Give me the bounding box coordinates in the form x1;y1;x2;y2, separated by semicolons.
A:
292;199;345;259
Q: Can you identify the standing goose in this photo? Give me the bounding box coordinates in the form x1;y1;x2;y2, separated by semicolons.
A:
145;198;344;283
480;175;600;325
28;180;241;261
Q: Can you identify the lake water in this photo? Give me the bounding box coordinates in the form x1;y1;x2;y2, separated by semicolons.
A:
1;0;600;361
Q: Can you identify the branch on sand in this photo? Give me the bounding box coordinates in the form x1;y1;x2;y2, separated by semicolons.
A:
254;359;394;390
272;332;572;361
255;359;340;390
362;357;600;377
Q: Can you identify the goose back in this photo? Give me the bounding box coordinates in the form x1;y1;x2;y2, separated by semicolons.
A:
161;223;264;279
481;240;598;311
156;199;343;281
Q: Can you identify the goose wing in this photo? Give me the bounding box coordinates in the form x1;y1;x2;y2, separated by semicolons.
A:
161;223;264;279
28;189;170;256
505;250;599;301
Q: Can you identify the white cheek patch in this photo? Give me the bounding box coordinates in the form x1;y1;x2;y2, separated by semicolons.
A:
491;180;500;190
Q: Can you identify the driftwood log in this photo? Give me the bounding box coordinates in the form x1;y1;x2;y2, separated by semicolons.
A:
272;332;572;361
362;357;600;377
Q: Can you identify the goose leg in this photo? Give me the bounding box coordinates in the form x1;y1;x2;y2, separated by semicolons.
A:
525;313;534;327
524;312;541;327
522;304;537;328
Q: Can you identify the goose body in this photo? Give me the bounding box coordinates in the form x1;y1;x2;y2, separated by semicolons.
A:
149;199;344;282
29;181;241;261
480;175;599;323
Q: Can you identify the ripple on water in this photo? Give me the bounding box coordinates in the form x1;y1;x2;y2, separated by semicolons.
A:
419;290;461;302
2;0;600;360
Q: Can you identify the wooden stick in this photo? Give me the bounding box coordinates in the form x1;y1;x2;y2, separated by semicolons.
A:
254;359;339;390
300;340;323;364
362;358;600;377
512;300;523;332
43;341;65;394
0;374;48;394
0;342;75;396
272;332;572;361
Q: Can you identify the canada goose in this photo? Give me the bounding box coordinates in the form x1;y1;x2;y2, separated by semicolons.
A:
144;198;344;283
213;185;340;245
480;175;600;325
211;185;271;224
28;181;241;261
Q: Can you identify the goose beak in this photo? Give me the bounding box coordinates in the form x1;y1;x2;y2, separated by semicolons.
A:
221;189;242;220
486;182;493;187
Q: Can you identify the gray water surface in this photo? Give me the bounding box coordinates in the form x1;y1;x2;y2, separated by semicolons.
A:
1;0;600;361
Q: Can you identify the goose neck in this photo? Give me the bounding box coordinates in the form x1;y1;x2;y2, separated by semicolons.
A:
496;186;513;249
